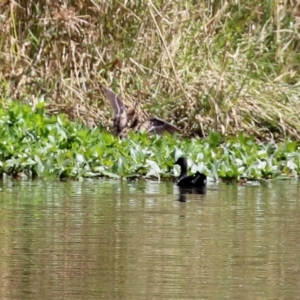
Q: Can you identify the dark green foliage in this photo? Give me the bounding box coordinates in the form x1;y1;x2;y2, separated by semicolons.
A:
0;102;299;182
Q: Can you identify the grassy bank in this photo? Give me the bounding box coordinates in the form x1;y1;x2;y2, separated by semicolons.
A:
0;1;300;140
0;101;299;181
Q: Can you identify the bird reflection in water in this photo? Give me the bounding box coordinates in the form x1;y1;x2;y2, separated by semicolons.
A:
178;186;206;202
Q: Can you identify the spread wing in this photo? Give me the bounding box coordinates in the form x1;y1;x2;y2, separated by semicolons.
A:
140;117;180;135
102;87;127;134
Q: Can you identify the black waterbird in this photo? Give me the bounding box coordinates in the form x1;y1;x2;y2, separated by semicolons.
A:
102;87;180;137
174;157;207;189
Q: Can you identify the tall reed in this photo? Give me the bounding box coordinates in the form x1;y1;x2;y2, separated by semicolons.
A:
0;0;299;140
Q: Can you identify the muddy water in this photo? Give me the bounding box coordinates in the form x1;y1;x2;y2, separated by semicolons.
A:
0;178;300;299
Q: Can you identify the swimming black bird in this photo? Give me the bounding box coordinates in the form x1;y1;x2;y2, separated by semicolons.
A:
174;157;207;188
101;87;180;137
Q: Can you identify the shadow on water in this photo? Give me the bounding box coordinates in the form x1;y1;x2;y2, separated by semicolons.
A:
0;178;300;299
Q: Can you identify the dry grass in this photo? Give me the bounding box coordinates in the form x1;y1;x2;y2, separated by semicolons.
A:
1;0;300;140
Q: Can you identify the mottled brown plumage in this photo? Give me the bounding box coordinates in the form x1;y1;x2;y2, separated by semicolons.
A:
139;117;180;134
102;87;180;137
102;87;128;135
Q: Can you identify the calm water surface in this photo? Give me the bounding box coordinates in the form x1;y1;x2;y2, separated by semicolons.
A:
0;178;300;299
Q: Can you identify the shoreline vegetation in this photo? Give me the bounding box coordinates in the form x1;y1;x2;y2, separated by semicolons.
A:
0;101;300;182
1;1;300;181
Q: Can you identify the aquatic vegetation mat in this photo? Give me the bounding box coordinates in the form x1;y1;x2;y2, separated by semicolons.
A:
0;102;299;182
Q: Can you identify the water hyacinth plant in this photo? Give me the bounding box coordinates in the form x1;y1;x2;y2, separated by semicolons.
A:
0;101;299;182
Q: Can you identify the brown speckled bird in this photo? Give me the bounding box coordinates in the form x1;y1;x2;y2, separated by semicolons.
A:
102;87;180;137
